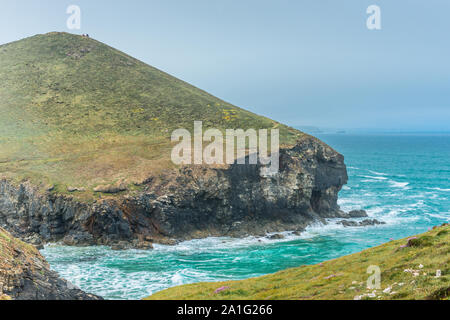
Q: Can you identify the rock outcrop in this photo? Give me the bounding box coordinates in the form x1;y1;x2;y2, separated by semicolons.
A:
0;137;349;247
0;227;101;300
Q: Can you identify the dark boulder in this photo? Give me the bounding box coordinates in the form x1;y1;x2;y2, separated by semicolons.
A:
268;234;285;240
360;219;386;226
338;219;386;227
339;220;359;227
348;210;369;218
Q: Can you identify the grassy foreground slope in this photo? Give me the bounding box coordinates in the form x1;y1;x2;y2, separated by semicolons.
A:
0;32;301;198
147;224;449;300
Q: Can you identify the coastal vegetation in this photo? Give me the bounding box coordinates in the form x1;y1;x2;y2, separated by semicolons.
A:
147;224;449;300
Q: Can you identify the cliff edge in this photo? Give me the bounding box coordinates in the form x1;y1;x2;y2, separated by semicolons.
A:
0;227;101;300
0;136;349;247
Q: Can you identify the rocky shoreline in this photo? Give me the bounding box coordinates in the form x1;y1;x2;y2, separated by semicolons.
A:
0;227;101;300
0;137;381;250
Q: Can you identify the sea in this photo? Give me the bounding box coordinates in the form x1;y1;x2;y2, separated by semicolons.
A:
41;133;450;300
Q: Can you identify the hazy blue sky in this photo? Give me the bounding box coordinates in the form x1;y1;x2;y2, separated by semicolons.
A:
1;1;449;131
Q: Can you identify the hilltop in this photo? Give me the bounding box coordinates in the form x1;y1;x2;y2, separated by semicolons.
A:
147;224;449;300
0;32;301;197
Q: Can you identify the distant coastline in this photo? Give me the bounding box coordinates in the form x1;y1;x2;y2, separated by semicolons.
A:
295;126;450;136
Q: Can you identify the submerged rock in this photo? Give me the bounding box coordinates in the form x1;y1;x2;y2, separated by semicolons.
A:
339;220;359;227
268;234;285;240
348;210;369;218
110;239;153;251
338;219;386;227
338;209;369;219
360;219;386;226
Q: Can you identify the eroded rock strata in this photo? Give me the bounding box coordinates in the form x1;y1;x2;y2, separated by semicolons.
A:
0;137;351;247
0;227;101;300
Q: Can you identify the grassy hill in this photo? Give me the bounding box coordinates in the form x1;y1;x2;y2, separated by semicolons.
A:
0;32;302;198
147;224;449;300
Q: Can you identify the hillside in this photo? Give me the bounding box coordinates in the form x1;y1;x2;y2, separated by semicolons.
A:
0;32;349;248
0;32;301;198
147;224;449;300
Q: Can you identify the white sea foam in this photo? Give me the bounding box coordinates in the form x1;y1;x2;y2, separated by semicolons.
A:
388;180;410;189
426;187;450;192
424;212;450;221
381;208;418;225
366;207;384;217
301;220;346;236
337;197;370;212
360;175;388;180
368;170;389;176
171;272;184;285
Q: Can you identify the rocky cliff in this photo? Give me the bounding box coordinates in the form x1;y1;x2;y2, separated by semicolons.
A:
0;227;101;300
0;136;350;248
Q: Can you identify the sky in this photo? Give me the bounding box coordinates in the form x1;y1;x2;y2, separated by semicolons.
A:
1;0;449;132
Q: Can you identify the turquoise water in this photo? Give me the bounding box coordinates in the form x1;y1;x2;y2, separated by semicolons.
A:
41;134;450;300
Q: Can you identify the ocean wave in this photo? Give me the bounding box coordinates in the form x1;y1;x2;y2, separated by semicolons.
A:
368;170;389;176
426;187;450;192
337;197;370;211
424;212;450;221
388;180;410;189
301;220;348;236
360;175;388;180
366;207;384;216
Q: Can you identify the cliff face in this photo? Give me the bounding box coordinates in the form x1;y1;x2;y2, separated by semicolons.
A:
0;137;348;247
0;227;101;300
142;136;348;240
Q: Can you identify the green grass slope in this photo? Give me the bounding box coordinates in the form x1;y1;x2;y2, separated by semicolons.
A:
147;224;449;300
0;32;302;197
